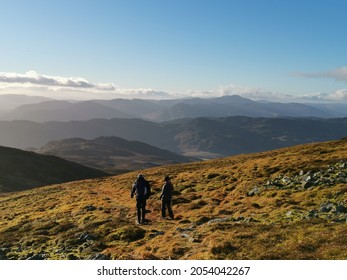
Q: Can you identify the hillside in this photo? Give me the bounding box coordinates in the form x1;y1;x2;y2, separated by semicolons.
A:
36;136;196;174
1;117;347;159
0;146;107;192
0;138;346;260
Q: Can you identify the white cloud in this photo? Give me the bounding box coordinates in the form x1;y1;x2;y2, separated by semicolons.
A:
186;84;292;101
292;66;347;83
0;71;170;100
289;89;347;103
0;70;116;90
1;71;347;103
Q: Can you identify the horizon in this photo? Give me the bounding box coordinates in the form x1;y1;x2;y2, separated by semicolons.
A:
1;0;347;102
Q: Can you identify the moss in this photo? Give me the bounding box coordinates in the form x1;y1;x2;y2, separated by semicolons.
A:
107;225;146;242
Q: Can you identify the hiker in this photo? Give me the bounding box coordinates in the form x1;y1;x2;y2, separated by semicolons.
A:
131;174;151;224
159;175;174;220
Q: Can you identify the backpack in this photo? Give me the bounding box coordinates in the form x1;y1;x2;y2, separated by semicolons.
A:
144;180;151;199
136;178;151;199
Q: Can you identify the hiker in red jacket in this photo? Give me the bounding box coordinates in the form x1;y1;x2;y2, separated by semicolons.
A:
160;175;174;220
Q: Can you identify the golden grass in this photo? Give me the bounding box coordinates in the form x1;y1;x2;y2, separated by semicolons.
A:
0;138;346;259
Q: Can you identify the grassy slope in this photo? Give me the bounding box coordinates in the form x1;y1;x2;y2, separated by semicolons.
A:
0;146;107;192
0;138;346;260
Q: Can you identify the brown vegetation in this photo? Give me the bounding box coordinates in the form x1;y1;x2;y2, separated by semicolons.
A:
0;138;346;260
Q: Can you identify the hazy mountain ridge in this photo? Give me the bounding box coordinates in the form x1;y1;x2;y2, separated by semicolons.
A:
0;94;52;112
36;136;196;174
1;116;347;159
0;100;135;122
0;145;107;192
0;138;346;260
1;94;347;122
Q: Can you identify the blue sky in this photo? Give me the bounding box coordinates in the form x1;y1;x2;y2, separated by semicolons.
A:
0;0;347;101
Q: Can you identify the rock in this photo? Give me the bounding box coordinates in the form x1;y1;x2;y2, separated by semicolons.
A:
247;187;260;196
207;217;230;225
78;232;97;243
195;216;211;225
89;253;109;260
84;205;97;211
67;254;79;260
148;231;165;238
286;211;293;217
304;175;312;182
332;215;347;223
176;226;194;233
336;204;347;214
281;176;291;185
319;202;335;213
0;248;9;260
307;210;318;218
180;233;190;238
26;254;46;260
302;181;313;189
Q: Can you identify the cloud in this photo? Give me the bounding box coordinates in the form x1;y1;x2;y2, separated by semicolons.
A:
1;71;347;102
0;71;171;100
0;70;116;90
187;84;292;101
292;67;347;83
289;89;347;102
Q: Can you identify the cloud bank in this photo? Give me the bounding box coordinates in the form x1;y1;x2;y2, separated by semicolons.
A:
0;71;170;100
293;67;347;83
0;70;116;90
1;70;347;102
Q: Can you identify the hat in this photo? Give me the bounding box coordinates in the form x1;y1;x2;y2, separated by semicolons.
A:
138;174;144;179
164;176;170;181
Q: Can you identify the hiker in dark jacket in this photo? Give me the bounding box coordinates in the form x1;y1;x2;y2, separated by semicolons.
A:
131;174;150;224
159;175;174;220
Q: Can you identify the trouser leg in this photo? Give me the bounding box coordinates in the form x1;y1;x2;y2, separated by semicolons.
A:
141;203;146;222
161;200;166;217
167;200;174;219
137;209;141;223
136;198;146;223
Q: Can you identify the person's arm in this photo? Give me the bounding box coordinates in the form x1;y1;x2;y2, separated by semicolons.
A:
131;182;136;198
160;183;167;199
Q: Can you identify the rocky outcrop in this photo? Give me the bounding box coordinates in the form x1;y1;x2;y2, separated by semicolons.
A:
263;161;347;191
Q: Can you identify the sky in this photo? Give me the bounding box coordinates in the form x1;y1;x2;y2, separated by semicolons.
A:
0;0;347;101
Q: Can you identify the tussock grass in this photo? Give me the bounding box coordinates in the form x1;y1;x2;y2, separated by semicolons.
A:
0;138;347;259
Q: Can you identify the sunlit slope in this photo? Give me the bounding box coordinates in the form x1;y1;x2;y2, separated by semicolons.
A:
0;138;346;260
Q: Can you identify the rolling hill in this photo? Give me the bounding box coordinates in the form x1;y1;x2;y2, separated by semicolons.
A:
0;145;107;192
0;94;52;112
36;136;196;174
1;117;347;159
0;100;135;122
0;138;346;260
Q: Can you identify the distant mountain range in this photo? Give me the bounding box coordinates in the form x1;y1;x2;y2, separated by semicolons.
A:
1;116;347;159
36;136;196;174
1;94;347;122
0;94;52;112
0;145;107;192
